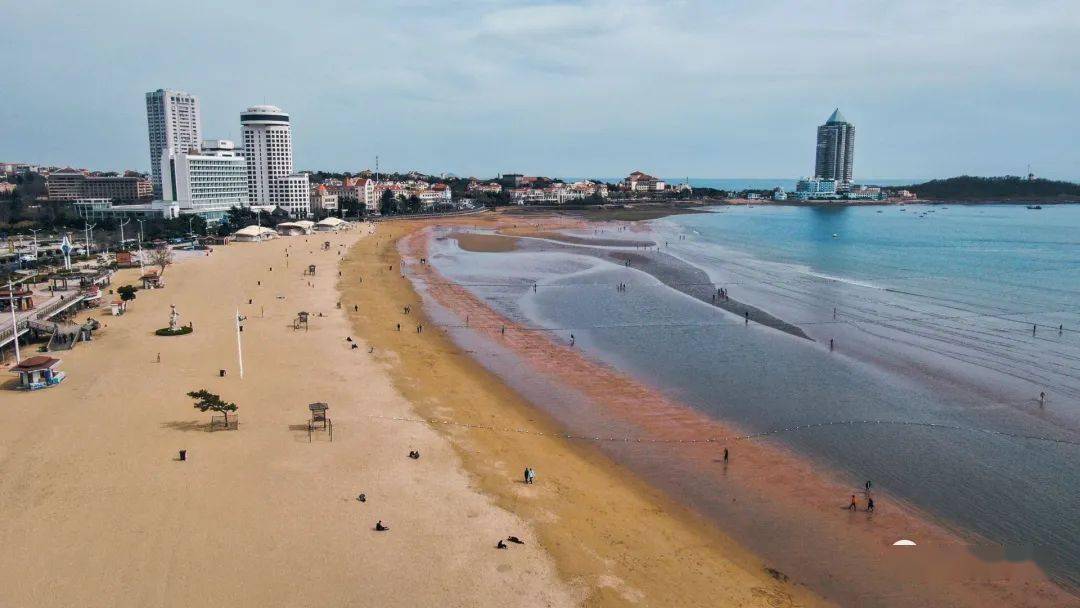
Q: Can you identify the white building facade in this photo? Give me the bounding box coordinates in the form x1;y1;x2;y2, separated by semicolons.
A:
240;105;310;217
161;139;249;222
146;89;202;196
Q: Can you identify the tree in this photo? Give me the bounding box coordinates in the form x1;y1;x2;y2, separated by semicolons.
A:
150;245;173;273
117;285;137;301
379;189;396;215
187;389;238;427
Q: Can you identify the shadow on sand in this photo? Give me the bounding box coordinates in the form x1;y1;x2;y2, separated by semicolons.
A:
161;420;213;433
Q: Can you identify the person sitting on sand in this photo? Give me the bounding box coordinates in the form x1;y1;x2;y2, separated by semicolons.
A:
496;540;508;549
357;493;366;503
507;536;524;545
375;520;389;531
408;450;420;459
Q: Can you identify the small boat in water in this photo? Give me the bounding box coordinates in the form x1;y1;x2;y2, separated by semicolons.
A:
1027;205;1043;210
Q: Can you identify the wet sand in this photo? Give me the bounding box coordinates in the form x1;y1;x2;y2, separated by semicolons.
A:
389;213;1076;607
453;231;811;340
342;217;829;607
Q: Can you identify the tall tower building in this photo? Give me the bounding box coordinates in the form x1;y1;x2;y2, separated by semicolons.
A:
145;89;202;196
814;108;854;184
240;105;310;217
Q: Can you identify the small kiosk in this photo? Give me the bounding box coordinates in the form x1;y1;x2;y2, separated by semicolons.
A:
9;356;66;391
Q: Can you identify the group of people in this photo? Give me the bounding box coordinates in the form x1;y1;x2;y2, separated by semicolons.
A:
712;287;729;303
848;480;876;513
523;467;536;484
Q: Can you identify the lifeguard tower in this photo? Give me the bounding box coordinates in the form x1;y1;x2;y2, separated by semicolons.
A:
294;311;309;330
307;402;332;442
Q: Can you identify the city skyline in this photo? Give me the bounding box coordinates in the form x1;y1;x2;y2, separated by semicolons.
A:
2;1;1078;180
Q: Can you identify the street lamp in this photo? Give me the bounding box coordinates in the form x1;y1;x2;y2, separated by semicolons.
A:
188;216;195;237
6;277;23;364
83;221;96;257
27;228;40;259
136;219;146;271
118;218;130;249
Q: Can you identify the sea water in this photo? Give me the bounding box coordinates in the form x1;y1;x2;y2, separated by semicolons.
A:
427;203;1080;592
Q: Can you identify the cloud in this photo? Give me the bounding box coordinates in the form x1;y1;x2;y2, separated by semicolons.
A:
0;0;1077;179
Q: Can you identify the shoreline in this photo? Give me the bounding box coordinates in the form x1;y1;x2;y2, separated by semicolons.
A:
359;211;1077;606
341;218;829;606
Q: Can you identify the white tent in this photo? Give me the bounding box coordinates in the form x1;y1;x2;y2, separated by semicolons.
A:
314;217;349;232
276;221;315;236
232;225;279;242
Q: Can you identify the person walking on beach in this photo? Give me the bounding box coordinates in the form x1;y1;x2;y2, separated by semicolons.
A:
744;311;750;325
849;494;858;511
723;448;729;462
570;334;575;346
867;497;875;512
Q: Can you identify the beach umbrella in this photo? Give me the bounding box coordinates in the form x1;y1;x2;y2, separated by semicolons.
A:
892;539;917;546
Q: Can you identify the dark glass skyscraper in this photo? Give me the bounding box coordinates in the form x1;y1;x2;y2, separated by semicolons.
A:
814;109;854;183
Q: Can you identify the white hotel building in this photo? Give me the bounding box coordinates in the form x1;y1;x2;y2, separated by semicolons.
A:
161;139;249;222
241;105;310;217
146;89;202;196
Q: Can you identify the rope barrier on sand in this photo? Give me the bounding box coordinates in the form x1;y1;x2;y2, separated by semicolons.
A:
362;414;1080;447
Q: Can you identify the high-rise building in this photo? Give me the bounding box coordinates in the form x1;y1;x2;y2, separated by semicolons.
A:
240;105;310;217
814;109;854;184
160;139;249;222
146;89;202;196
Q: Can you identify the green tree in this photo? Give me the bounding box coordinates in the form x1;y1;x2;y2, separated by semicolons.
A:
187;389;238;426
117;285;137;301
379;189;396;215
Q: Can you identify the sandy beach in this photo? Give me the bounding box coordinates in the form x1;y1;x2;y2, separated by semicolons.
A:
0;227;575;607
2;212;1073;607
361;212;1076;607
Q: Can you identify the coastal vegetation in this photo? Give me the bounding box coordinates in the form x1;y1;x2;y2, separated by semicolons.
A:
905;176;1080;201
187;389;238;427
116;285;138;301
149;245;173;273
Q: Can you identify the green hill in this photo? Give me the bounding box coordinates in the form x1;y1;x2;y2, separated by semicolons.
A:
905;176;1080;201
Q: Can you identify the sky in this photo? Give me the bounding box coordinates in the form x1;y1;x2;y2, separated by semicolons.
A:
1;0;1078;181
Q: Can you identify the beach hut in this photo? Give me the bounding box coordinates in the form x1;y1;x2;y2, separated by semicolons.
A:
115;250;137;267
232;225;279;242
9;356;66;390
140;271;165;289
0;284;34;312
314;217;348;232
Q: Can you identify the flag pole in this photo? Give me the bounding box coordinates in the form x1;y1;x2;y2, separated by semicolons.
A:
235;307;245;379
